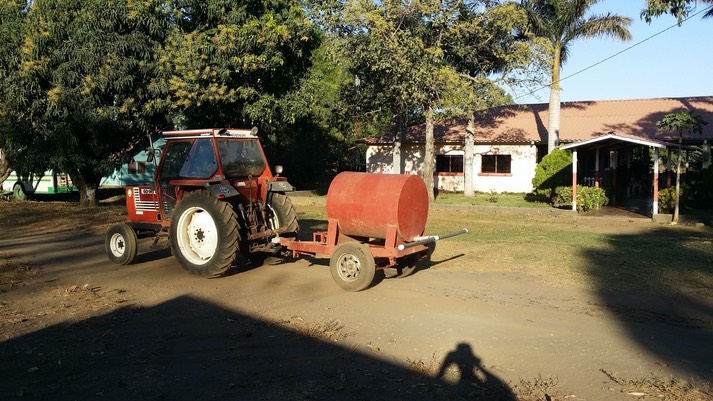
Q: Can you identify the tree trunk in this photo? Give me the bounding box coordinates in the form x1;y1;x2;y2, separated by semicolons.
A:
392;111;404;174
464;113;475;197
0;149;11;187
424;105;436;202
393;133;402;174
673;136;682;224
74;173;101;208
547;46;562;154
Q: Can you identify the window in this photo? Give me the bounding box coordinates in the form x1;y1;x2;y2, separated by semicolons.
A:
481;155;511;174
436;155;464;173
128;161;147;175
217;139;267;178
159;139;218;180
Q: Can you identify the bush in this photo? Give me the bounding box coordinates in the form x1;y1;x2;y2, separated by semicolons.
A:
552;186;572;208
532;149;573;197
658;186;688;214
577;186;609;212
552;185;608;213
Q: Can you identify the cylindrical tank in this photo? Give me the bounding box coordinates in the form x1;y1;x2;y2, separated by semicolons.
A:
326;172;429;242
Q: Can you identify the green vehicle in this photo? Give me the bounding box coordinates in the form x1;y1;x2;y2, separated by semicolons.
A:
1;170;77;200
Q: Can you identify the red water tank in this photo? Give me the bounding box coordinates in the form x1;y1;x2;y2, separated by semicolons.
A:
326;172;429;242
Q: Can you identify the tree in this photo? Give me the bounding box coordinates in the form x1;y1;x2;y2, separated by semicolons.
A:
642;0;713;23
1;0;169;206
0;0;27;187
441;2;531;196
656;111;707;224
154;0;321;131
336;1;530;201
520;0;632;154
1;0;321;205
335;0;441;201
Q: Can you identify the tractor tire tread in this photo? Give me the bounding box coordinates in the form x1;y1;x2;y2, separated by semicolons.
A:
269;193;299;235
170;190;239;278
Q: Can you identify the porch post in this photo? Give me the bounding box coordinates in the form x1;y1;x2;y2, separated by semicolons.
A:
653;147;659;215
572;149;578;211
595;147;600;188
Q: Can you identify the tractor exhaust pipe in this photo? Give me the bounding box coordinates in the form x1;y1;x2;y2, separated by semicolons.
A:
397;228;469;251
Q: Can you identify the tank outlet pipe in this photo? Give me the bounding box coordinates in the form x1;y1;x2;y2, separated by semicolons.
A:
397;228;469;251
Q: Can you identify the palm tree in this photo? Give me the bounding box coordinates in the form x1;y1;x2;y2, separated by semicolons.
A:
520;0;632;153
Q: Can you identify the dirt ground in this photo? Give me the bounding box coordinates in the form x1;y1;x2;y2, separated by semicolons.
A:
1;197;713;401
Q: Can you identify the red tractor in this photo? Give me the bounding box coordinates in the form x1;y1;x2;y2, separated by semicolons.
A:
105;128;298;277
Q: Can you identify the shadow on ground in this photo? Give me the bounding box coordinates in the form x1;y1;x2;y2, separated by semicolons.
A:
0;296;515;401
585;226;713;383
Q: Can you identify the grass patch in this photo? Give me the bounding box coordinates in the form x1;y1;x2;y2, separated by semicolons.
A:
435;192;551;208
421;206;713;297
601;370;713;401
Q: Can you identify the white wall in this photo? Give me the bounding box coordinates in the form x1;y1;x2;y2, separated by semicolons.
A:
473;144;537;193
366;143;538;193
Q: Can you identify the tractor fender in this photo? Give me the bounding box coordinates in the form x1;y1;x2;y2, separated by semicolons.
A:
267;180;294;192
205;182;240;199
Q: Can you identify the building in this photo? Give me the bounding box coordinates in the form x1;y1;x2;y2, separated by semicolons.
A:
364;97;713;206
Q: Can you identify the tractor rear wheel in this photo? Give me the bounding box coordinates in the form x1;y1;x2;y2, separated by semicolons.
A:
105;223;138;265
330;242;376;291
170;190;239;277
267;193;299;237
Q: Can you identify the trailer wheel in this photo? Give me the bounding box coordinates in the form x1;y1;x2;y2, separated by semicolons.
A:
330;242;376;291
267;193;299;237
105;223;138;265
13;183;27;201
170;190;239;277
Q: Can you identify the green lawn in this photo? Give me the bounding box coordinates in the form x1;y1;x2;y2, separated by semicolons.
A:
294;198;713;297
435;192;551;208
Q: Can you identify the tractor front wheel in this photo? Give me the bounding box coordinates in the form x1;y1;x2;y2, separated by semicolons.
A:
105;223;138;265
170;190;239;277
330;242;376;291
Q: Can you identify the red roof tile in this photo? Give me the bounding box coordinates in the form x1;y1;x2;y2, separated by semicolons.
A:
363;96;713;144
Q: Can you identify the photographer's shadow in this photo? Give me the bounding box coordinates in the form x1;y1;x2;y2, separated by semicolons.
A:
437;342;516;400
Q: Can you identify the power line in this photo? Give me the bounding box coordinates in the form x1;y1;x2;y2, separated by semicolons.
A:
512;5;713;103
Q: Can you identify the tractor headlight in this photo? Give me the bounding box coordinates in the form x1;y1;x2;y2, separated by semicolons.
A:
127;188;133;198
275;165;283;175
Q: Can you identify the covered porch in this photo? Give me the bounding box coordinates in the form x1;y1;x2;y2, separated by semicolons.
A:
560;133;670;216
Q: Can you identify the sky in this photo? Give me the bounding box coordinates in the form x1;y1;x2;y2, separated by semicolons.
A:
512;0;713;105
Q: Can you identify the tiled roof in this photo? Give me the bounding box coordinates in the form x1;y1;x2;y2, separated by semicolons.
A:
362;96;713;144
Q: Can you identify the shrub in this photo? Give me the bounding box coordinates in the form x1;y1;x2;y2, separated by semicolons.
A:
577;185;609;212
486;189;498;203
552;185;608;212
532;149;573;197
552;186;572;208
658;186;688;214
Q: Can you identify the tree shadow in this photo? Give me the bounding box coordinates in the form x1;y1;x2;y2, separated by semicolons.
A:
584;226;713;384
0;295;516;401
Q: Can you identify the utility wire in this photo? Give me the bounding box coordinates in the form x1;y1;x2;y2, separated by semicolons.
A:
512;5;713;103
